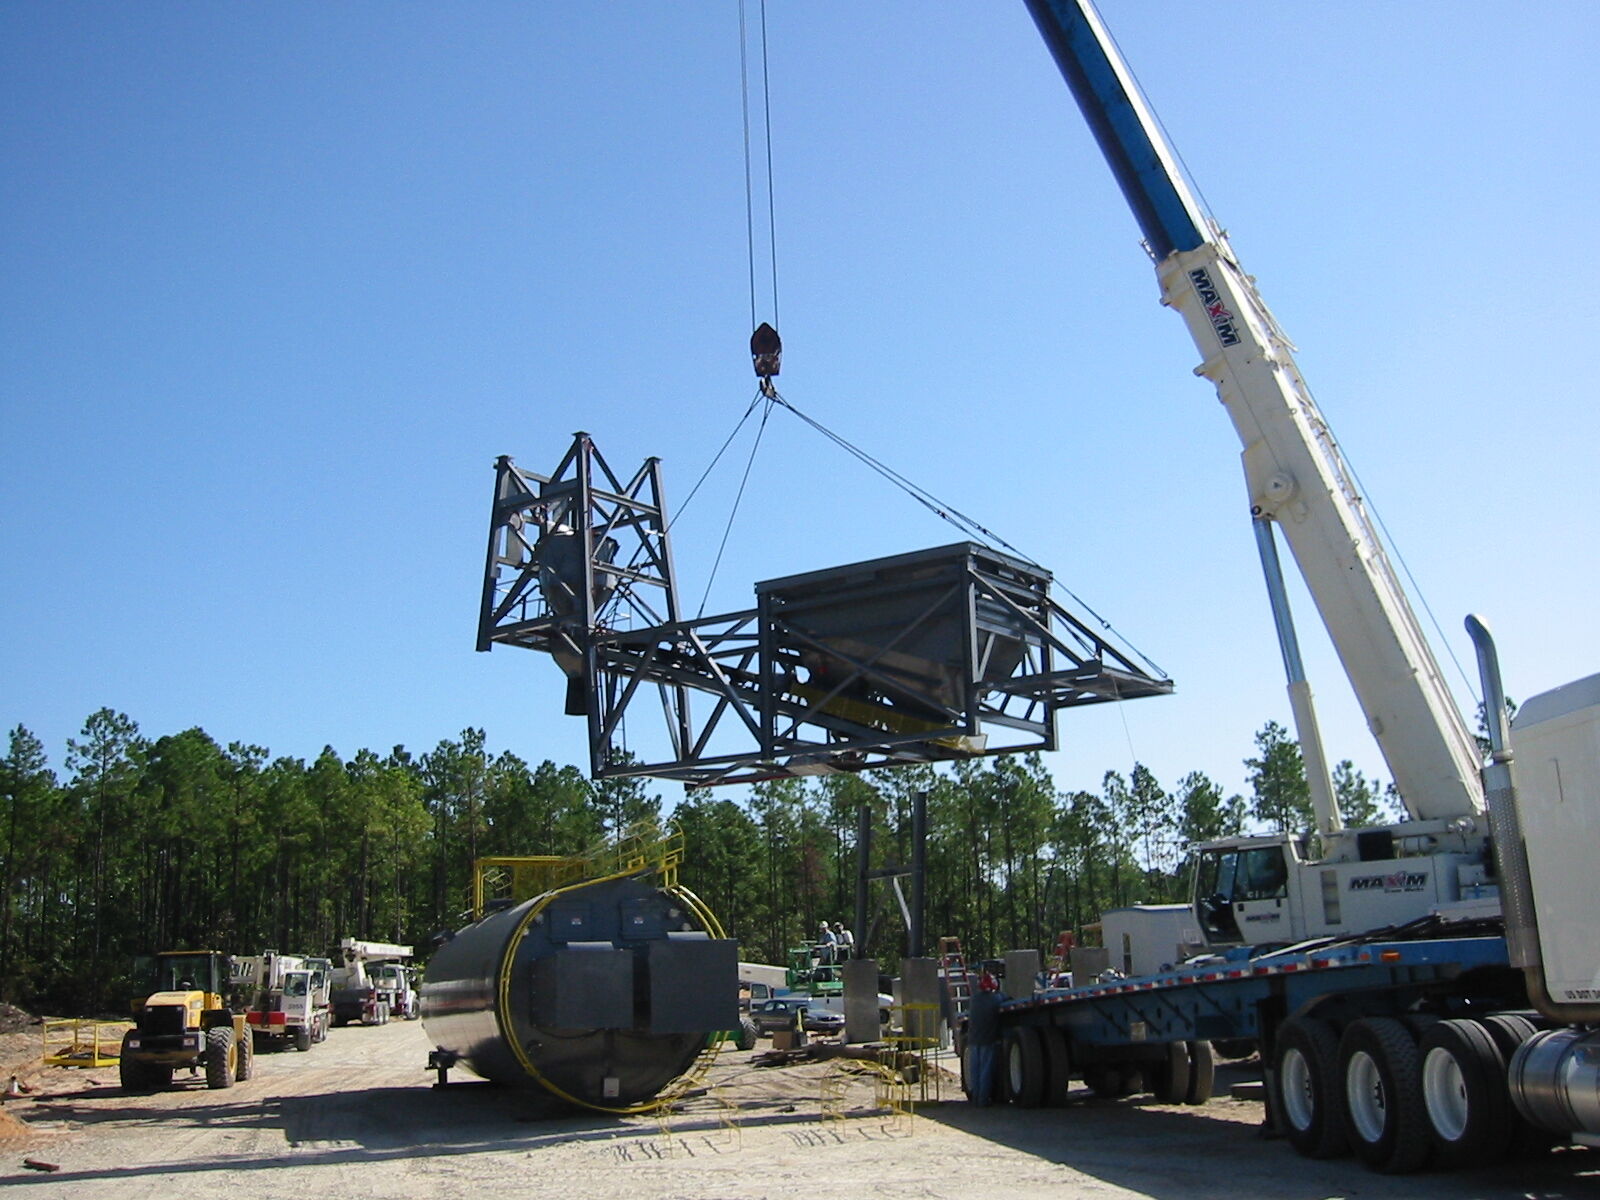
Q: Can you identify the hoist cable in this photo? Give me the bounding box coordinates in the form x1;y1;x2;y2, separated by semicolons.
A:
696;393;775;618
757;0;779;330
738;0;781;333
766;390;1036;565
594;395;764;627
764;388;1167;678
737;0;758;332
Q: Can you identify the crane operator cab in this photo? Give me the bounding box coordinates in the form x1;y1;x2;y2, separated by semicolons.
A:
1192;835;1294;947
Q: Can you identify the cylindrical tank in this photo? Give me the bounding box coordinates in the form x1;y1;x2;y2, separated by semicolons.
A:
421;871;737;1111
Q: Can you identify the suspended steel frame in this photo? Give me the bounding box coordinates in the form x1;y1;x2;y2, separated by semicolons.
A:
478;434;1172;787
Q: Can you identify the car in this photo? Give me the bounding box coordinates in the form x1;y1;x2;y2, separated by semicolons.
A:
750;997;846;1037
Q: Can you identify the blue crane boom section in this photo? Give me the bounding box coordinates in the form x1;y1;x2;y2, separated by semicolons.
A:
1023;0;1209;259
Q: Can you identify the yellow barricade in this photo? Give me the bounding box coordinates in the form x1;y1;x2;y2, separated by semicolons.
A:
42;1018;132;1068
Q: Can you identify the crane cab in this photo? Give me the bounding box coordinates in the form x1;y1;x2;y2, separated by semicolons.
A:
1191;835;1296;948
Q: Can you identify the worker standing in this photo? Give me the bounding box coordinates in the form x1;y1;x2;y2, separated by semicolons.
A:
818;921;838;964
836;923;855;959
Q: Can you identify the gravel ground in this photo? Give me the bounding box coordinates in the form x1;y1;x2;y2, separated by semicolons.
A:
0;1019;1592;1198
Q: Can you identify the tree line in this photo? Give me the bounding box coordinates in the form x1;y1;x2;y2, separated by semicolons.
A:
0;710;1397;1014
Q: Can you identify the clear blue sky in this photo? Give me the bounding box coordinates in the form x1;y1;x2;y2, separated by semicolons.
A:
4;3;1597;809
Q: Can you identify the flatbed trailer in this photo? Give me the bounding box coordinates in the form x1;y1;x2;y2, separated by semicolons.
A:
1003;927;1512;1053
969;919;1585;1173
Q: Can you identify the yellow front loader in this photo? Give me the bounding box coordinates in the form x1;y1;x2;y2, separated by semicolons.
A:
119;950;252;1091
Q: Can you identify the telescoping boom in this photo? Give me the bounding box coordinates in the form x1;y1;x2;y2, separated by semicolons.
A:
1025;0;1483;832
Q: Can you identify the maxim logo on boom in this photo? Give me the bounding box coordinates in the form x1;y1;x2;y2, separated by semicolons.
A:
1189;267;1242;347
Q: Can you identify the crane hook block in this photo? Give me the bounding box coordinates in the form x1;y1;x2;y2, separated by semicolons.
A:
750;322;782;379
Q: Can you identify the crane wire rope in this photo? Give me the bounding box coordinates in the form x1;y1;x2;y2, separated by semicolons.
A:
739;0;780;333
596;2;785;628
764;386;1168;679
696;393;774;619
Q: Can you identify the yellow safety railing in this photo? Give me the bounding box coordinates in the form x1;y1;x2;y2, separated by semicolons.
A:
42;1018;133;1068
470;822;687;920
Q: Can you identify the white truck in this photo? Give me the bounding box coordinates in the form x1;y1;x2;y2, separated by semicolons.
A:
234;951;331;1052
963;0;1600;1175
328;938;414;1026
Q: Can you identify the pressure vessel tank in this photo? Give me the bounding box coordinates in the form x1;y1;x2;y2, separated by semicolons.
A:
421;871;737;1111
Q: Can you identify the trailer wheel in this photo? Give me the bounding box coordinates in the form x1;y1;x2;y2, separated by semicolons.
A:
1274;1017;1346;1158
1184;1040;1215;1104
1480;1014;1558;1159
205;1027;237;1090
1339;1017;1429;1173
1147;1041;1191;1104
1005;1027;1048;1108
236;1028;255;1080
1042;1027;1073;1106
1419;1019;1510;1168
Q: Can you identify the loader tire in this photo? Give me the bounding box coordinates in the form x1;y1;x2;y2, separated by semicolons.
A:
205;1026;237;1090
119;1034;170;1092
236;1028;255;1081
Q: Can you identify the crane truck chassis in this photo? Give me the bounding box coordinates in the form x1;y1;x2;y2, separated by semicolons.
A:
235;951;333;1051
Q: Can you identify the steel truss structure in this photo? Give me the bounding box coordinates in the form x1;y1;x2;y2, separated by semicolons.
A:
478;434;1172;787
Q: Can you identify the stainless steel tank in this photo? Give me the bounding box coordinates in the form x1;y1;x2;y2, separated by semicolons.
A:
421;871;737;1111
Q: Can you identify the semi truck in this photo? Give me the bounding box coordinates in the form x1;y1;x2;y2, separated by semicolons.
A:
954;0;1600;1175
234;951;332;1051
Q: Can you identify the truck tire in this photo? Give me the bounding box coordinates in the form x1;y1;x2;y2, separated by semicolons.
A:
1184;1039;1215;1104
1274;1017;1347;1158
205;1027;237;1090
1338;1017;1429;1173
1041;1027;1073;1106
734;1018;758;1051
1479;1014;1558;1159
1418;1019;1510;1168
1147;1041;1191;1104
294;1025;313;1052
236;1028;255;1081
1004;1027;1048;1108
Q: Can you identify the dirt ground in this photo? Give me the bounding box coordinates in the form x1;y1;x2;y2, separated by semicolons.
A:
0;1018;1593;1199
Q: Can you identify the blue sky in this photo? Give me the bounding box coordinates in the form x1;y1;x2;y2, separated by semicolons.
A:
4;2;1597;810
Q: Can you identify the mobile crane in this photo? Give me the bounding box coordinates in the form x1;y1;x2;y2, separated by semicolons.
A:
1033;0;1491;950
957;0;1600;1174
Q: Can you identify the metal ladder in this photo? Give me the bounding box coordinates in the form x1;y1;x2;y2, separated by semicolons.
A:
936;936;972;1020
